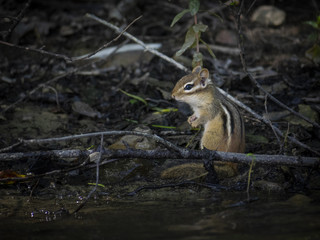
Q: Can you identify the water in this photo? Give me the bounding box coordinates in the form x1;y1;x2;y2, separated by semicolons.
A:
1;191;319;240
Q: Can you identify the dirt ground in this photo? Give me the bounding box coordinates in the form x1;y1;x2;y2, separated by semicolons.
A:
0;0;319;195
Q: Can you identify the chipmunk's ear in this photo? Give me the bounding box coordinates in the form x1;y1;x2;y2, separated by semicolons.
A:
200;68;209;79
199;68;210;87
192;65;202;74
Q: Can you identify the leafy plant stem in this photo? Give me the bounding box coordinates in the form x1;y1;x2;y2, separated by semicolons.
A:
194;14;199;53
246;153;256;200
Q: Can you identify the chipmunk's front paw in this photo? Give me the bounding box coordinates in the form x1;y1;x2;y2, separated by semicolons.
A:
188;115;199;128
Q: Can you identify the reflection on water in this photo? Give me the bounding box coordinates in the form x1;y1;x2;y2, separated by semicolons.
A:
0;192;320;240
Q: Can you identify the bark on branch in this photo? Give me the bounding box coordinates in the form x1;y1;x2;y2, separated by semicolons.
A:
0;131;318;167
0;148;318;167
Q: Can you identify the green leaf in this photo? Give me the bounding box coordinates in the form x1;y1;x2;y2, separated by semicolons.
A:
317;15;320;27
129;99;138;104
88;183;105;188
175;27;196;56
125;118;139;124
152;107;178;114
189;0;200;16
193;24;208;33
246;153;256;160
209;12;224;23
86;145;95;150
199;38;216;58
229;0;239;6
170;9;190;27
305;21;318;29
151;124;177;129
307;32;318;42
192;52;203;68
305;43;320;63
119;89;147;105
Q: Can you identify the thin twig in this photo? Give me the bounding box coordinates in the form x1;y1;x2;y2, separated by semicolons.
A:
44;86;60;109
86;13;188;72
76;15;142;60
0;131;185;155
72;134;104;214
264;94;283;153
4;0;31;41
0;40;72;63
0;15;142;64
194;14;199;53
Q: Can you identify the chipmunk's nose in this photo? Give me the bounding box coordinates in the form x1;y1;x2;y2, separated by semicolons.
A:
172;94;175;99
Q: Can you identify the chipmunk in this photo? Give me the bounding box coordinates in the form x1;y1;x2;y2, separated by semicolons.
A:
172;66;245;153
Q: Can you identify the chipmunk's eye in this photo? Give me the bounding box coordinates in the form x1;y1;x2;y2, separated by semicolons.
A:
184;84;194;91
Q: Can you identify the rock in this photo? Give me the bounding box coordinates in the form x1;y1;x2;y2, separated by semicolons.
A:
298;104;319;123
286;194;312;206
160;163;207;180
215;30;238;46
214;161;238;178
89;152;100;163
108;126;156;150
285;104;319;129
260;81;288;94
251;5;286;26
160;161;238;181
252;180;283;192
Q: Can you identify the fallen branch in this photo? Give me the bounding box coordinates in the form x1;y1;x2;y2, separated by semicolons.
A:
0;130;185;154
0;131;318;167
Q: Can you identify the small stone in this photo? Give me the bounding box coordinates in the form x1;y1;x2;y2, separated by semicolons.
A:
89;152;100;163
251;5;286;26
72;101;101;118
